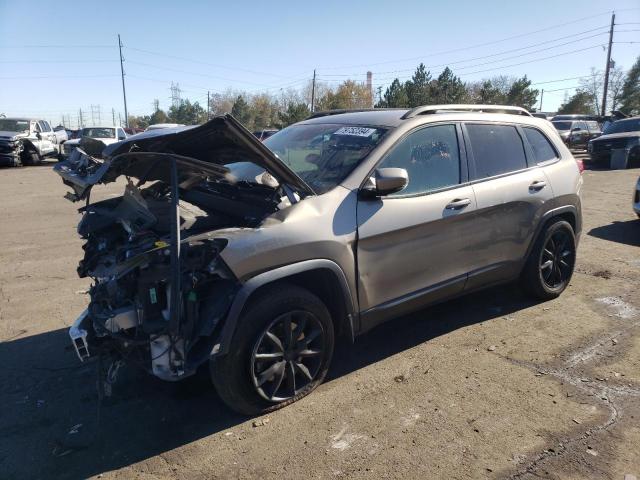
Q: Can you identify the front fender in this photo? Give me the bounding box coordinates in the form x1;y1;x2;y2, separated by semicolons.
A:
211;259;357;357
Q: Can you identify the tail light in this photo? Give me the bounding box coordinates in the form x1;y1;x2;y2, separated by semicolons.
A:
575;156;584;174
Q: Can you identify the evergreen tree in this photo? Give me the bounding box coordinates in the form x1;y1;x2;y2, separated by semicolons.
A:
431;67;466;103
619;56;640;115
276;102;310;128
231;95;252;126
556;91;596;115
378;79;409;108
404;63;432;107
506;76;539;110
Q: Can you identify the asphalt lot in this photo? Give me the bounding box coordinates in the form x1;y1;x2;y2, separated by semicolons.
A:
0;155;639;480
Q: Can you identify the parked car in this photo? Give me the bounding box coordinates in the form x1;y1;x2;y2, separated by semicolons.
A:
56;106;582;415
62;126;127;158
145;123;185;131
633;176;640;218
588;116;640;168
552;120;601;149
53;125;69;145
0;117;60;166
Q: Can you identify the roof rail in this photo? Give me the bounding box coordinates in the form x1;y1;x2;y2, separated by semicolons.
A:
306;108;402;119
401;104;532;119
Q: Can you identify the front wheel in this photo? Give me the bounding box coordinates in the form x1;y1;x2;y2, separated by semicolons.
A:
211;285;334;415
521;220;576;300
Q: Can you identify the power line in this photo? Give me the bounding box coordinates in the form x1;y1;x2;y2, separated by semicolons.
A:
319;26;610;77
318;10;617;70
360;44;607;85
124;46;292;79
0;74;119;79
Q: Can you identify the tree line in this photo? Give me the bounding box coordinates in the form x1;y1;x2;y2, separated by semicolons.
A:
127;57;640;130
557;57;640;115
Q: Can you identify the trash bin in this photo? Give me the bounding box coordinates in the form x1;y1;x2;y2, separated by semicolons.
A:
610;148;629;169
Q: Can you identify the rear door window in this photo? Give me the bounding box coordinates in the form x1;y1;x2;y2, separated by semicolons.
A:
522;127;557;163
466;124;528;178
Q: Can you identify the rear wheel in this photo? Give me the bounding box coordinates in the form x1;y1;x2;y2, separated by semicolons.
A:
211;285;334;415
521;220;576;300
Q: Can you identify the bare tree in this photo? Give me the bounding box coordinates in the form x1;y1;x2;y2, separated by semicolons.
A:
607;66;625;112
579;68;603;115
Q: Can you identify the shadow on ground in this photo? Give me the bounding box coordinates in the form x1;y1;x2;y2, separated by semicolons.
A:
588;219;640;247
0;284;537;479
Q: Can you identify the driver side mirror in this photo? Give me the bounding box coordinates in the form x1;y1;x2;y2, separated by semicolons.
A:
35;132;42;139
361;167;408;198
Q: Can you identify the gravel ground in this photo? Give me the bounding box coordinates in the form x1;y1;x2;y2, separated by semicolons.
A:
0;155;639;480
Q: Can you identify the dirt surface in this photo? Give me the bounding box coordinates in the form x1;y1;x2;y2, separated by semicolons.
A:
0;156;639;480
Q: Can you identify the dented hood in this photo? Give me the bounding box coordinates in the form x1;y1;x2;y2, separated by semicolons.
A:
104;114;313;195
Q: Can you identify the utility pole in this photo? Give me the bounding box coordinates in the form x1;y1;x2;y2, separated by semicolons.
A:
207;91;210;120
601;13;615;116
79;108;84;128
118;34;129;128
539;89;544;112
112;108;116;126
311;69;316;113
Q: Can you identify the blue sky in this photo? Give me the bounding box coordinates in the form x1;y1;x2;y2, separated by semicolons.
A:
1;0;639;127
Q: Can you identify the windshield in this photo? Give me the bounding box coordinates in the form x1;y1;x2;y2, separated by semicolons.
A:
81;127;115;138
603;119;640;135
552;121;572;131
264;123;388;194
0;119;30;133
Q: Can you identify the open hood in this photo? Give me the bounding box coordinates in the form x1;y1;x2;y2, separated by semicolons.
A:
104;114;313;195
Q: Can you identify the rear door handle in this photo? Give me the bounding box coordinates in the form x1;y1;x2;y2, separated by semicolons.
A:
445;198;471;210
529;180;546;191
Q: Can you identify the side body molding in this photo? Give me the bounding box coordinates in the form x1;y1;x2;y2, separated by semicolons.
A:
212;259;357;357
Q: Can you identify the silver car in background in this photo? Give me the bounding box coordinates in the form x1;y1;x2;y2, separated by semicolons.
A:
55;105;583;414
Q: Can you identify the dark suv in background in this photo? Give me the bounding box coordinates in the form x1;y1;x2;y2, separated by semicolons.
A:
552;119;601;149
588;116;640;168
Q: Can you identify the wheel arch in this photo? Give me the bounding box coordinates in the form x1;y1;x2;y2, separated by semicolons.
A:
521;204;579;273
213;259;357;358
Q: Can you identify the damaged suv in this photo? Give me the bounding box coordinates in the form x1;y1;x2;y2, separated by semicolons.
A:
57;106;582;415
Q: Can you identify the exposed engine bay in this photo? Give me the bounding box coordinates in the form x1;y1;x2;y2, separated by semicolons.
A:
56;116;312;381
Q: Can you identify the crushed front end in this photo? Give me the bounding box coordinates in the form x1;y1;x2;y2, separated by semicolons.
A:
0;135;25;166
55;117;307;381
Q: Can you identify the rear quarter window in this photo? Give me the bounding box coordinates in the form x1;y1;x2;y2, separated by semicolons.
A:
523;127;558;163
466;124;527;178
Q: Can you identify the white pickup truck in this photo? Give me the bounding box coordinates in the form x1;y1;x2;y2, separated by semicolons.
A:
62;126;127;158
0;118;64;166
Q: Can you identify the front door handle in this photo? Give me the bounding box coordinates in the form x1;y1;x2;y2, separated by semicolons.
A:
445;198;471;210
529;180;547;191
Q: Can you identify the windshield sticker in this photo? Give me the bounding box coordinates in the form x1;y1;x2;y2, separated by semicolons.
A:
334;127;377;137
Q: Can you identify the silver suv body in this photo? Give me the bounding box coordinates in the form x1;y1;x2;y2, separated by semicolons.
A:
56;106;582;414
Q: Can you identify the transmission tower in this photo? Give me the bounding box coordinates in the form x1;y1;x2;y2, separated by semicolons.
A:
90;105;101;126
170;82;182;108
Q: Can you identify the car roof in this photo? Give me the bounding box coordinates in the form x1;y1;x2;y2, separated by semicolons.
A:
82;125;118;129
3;117;34;122
299;106;545;129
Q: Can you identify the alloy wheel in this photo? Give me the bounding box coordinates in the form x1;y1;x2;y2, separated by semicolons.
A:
539;229;574;289
250;311;325;402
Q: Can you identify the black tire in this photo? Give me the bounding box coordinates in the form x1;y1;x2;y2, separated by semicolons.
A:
521;220;576;300
23;150;41;166
211;284;334;415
